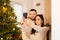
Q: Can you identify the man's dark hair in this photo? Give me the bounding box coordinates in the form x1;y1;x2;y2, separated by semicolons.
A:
29;9;37;13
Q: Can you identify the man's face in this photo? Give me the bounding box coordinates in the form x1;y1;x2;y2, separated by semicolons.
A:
29;11;37;20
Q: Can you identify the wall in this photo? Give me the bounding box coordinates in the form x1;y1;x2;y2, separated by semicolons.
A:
10;0;23;5
44;0;51;24
33;0;45;14
45;0;51;40
10;0;33;13
22;0;33;13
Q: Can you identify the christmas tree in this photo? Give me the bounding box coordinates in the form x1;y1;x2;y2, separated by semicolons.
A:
0;0;22;40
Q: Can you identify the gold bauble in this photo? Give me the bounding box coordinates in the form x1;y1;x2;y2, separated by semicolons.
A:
10;17;14;21
11;17;14;19
10;36;12;38
2;6;7;13
10;19;12;21
7;37;9;39
13;28;15;30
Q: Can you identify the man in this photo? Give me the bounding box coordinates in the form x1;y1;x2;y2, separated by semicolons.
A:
22;9;37;40
28;9;37;25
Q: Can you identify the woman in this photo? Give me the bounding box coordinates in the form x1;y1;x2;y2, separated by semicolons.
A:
30;14;50;40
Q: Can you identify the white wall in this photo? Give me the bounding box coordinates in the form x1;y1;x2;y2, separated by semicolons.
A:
11;0;33;13
22;0;33;13
11;0;45;14
10;0;23;5
33;0;45;14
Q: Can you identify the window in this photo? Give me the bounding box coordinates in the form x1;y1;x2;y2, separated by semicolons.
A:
13;4;23;22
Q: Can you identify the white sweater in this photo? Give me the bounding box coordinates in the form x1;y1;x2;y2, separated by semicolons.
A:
30;25;49;40
21;18;34;40
21;25;32;40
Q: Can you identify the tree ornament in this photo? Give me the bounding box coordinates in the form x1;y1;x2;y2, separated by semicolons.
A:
12;17;14;19
14;35;19;38
3;19;5;21
10;36;12;39
7;37;9;39
10;17;14;21
1;25;4;29
4;3;6;5
13;28;15;30
10;19;13;22
1;38;3;40
2;6;7;13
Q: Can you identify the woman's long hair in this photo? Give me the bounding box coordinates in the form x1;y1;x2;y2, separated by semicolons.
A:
34;14;44;27
31;14;44;34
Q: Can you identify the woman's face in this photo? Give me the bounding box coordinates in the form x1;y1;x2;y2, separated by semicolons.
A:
35;16;43;26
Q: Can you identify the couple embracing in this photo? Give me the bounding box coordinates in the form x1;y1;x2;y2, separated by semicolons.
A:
21;9;50;40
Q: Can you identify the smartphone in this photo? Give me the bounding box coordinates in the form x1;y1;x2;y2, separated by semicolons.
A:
23;13;27;19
